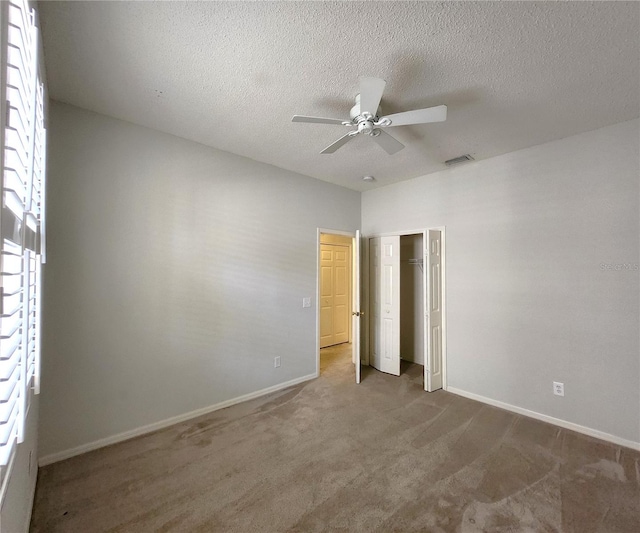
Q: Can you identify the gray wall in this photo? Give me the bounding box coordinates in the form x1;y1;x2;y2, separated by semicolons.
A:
39;102;361;459
362;119;640;444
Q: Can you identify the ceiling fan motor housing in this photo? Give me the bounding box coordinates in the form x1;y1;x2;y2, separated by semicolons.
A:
350;94;381;121
351;94;381;135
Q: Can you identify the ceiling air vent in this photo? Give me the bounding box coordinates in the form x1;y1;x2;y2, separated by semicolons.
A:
445;154;475;167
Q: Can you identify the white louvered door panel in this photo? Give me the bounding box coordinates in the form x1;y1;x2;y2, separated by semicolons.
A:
0;0;46;467
0;240;23;465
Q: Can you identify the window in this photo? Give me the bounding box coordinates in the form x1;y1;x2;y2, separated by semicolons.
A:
0;0;46;476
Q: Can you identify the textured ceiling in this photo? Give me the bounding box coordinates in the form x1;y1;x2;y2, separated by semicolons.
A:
38;1;640;191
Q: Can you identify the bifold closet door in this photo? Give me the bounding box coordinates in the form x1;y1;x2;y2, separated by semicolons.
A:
425;229;443;391
369;236;400;376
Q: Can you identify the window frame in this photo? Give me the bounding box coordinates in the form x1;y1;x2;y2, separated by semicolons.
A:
0;0;46;499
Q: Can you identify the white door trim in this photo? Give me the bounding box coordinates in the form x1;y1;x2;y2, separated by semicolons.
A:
354;230;361;383
316;228;357;378
363;227;447;391
430;226;447;391
362;237;371;366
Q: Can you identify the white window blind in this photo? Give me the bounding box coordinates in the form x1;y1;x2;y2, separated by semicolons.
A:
0;0;46;467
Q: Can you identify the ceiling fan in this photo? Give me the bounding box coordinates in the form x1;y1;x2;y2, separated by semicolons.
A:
292;77;447;155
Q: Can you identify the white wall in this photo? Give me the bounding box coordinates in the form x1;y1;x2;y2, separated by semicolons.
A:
400;234;424;365
39;102;361;460
362;120;640;445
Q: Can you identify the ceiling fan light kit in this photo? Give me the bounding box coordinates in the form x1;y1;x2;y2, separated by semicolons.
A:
292;77;447;155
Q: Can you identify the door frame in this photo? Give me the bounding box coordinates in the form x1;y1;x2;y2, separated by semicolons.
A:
363;227;447;390
316;228;357;378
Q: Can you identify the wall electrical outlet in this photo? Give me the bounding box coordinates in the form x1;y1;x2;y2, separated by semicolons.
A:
553;381;564;397
274;356;281;368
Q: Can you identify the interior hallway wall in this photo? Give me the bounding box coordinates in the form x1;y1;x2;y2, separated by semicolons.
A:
40;102;361;461
362;119;640;445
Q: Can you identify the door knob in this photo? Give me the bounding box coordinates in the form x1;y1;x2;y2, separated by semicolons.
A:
352;311;360;316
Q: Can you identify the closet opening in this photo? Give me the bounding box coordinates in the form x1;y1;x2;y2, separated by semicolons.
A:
366;227;445;391
400;234;424;380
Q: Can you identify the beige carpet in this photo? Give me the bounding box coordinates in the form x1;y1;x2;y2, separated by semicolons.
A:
31;345;640;532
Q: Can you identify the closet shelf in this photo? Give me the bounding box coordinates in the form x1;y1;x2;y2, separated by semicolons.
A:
403;258;424;272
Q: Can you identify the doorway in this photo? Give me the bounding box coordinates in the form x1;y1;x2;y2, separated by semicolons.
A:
365;228;446;391
316;230;361;381
319;234;352;349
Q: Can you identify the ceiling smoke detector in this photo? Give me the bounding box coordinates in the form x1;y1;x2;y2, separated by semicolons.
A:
445;154;475;166
362;175;375;182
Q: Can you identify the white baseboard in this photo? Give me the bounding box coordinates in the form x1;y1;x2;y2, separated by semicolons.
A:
447;386;640;452
39;373;317;466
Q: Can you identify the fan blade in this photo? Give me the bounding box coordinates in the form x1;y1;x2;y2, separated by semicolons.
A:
371;129;404;155
292;115;346;125
359;77;386;116
321;132;357;154
379;105;447;127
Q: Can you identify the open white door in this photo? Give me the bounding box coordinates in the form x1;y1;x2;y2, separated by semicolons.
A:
352;230;361;383
425;229;443;391
370;235;401;376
